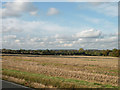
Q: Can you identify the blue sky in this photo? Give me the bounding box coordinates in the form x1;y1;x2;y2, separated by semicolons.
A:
1;1;118;50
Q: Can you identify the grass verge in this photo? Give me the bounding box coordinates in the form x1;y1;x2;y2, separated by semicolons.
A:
2;68;118;88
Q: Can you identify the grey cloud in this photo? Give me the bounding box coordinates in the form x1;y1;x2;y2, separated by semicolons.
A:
3;35;17;40
2;2;38;18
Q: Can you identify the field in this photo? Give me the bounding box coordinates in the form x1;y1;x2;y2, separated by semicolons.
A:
1;54;119;88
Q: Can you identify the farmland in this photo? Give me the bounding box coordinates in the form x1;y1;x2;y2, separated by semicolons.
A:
1;54;119;88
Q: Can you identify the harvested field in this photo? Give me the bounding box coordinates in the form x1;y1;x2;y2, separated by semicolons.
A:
2;54;119;88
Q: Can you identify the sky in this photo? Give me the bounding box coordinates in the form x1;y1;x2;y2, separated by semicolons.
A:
1;0;118;50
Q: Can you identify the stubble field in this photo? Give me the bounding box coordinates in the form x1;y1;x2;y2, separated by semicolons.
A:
1;54;119;88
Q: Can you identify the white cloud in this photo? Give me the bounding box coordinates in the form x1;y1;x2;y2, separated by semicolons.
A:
15;39;20;43
89;3;118;17
2;32;118;49
2;18;70;35
96;36;117;43
78;2;118;17
47;8;59;16
2;18;24;33
2;1;38;18
63;44;73;47
29;11;38;16
73;28;102;38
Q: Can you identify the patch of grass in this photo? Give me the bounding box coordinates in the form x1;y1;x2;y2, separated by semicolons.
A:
88;60;96;61
88;65;96;67
109;70;118;73
2;68;118;88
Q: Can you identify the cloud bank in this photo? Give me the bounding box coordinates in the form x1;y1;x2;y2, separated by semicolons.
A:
2;18;118;49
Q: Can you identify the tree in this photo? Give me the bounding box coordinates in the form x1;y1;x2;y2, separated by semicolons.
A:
79;48;85;55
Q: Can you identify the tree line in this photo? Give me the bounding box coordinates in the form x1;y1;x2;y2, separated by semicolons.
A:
0;48;119;57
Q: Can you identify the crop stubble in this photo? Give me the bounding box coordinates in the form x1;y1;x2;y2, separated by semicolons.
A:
2;55;118;87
